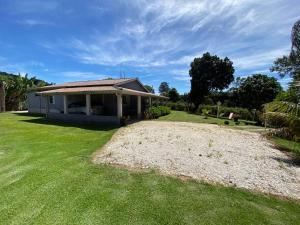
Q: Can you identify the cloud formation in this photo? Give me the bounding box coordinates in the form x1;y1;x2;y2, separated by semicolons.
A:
0;0;299;92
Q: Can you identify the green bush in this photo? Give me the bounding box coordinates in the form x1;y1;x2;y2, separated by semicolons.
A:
264;112;290;128
224;120;229;125
166;101;186;111
148;106;170;119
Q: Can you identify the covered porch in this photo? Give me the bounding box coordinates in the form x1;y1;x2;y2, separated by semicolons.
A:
39;86;167;125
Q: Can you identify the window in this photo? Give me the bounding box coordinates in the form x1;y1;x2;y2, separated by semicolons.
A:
49;96;55;104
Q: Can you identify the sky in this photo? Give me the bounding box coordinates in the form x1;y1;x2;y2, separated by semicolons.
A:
0;0;299;93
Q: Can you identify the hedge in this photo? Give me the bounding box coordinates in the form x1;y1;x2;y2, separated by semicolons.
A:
148;106;171;119
166;102;186;111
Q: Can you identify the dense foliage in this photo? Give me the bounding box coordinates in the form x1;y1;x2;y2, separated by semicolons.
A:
232;74;282;109
265;20;300;140
158;82;170;96
168;88;180;102
0;71;49;111
147;106;171;119
189;52;234;106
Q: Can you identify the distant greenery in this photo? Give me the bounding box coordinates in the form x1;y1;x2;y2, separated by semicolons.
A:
231;74;282;110
158;81;170;96
0;71;49;111
168;88;180;102
144;84;155;93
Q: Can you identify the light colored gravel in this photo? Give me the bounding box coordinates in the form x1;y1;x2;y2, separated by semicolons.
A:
93;121;300;199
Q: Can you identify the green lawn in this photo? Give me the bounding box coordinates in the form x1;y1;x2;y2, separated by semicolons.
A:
159;110;258;127
0;112;299;225
270;136;300;156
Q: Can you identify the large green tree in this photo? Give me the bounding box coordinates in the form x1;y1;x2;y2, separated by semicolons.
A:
189;52;234;106
158;82;170;96
0;72;49;111
168;88;180;102
265;20;300;139
234;74;282;109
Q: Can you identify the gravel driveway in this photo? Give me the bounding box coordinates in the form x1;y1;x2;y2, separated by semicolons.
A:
93;121;300;199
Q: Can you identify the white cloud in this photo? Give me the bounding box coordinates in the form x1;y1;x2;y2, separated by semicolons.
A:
232;46;290;69
18;19;54;26
60;71;110;80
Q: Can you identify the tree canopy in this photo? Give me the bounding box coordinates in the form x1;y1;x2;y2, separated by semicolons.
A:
189;52;234;106
168;88;180;102
271;20;300;81
0;72;49;111
233;74;282;109
158;82;170;96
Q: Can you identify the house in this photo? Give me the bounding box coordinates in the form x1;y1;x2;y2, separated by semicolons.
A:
28;78;167;125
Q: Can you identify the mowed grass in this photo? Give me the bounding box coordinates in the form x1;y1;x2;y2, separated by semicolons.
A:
159;110;258;127
0;113;299;225
270;136;300;156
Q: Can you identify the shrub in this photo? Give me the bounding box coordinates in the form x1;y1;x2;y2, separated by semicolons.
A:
224;121;229;125
148;106;170;119
166;101;186;111
263;112;289;128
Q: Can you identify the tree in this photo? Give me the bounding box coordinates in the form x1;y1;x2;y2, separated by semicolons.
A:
144;85;155;93
265;20;300;140
189;52;234;107
271;20;300;81
0;72;49;110
168;88;180;102
234;74;282;109
159;82;170;96
0;81;5;112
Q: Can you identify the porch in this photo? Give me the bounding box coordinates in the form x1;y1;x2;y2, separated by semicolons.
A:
41;89;167;125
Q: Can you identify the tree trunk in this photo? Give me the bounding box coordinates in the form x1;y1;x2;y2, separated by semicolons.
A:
0;82;5;112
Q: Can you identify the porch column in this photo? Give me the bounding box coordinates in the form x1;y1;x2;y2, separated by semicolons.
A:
86;94;91;116
137;95;141;118
116;93;123;119
149;97;152;106
63;95;68;114
45;95;49;117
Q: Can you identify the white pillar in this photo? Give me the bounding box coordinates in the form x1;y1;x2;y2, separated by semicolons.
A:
86;94;91;116
137;95;141;118
117;94;123;119
45;95;49;117
63;95;68;114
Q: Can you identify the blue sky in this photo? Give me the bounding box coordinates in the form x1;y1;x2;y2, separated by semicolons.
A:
0;0;299;93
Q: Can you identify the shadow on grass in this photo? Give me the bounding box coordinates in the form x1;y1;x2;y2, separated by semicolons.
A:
271;156;300;167
13;112;44;117
20;117;118;131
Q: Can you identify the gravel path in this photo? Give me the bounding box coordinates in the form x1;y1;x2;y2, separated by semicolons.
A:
93;121;300;199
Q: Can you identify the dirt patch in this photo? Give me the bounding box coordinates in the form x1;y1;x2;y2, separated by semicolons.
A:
93;121;300;200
